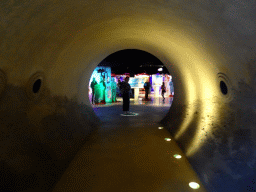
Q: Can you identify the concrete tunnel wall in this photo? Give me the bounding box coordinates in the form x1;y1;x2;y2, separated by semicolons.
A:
0;0;256;191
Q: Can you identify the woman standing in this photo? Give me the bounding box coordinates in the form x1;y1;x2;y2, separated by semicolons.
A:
121;77;131;115
144;79;151;101
161;82;166;101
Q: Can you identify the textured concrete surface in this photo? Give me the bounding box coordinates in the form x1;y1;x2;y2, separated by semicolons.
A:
53;121;207;192
52;103;207;191
0;0;256;191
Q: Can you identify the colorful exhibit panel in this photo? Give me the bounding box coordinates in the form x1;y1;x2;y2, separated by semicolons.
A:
89;69;174;104
89;67;113;103
134;74;151;88
129;77;143;100
152;74;162;97
129;77;141;88
163;74;173;96
151;74;173;97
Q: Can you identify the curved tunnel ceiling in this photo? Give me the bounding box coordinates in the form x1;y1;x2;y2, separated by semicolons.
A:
0;0;256;191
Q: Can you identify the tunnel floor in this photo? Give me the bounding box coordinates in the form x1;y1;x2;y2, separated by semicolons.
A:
91;95;173;125
52;98;207;192
90;93;173;107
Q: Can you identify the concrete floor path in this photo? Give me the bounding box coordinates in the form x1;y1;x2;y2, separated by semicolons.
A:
52;102;207;192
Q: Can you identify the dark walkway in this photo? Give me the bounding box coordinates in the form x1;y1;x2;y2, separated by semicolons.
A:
52;102;207;192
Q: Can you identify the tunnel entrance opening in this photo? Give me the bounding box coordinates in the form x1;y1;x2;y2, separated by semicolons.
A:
88;49;174;125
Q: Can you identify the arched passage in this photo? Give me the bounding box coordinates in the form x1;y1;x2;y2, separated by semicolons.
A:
87;49;175;128
0;0;256;191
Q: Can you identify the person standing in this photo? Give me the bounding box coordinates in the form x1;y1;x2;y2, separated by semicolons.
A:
117;78;122;97
111;77;117;102
144;79;151;100
90;77;98;104
121;76;132;115
117;78;121;87
161;81;166;101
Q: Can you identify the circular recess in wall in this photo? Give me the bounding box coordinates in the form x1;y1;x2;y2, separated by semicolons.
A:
26;72;45;100
0;69;7;97
33;79;42;93
220;81;228;95
217;73;233;101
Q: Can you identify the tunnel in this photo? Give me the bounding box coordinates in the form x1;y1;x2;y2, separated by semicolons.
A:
0;0;256;191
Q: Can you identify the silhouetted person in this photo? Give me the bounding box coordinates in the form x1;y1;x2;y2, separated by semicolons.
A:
117;78;121;87
90;77;98;104
161;82;166;101
121;77;131;115
117;78;122;97
144;79;151;100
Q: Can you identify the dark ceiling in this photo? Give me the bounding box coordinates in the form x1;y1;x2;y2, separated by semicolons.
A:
98;49;170;75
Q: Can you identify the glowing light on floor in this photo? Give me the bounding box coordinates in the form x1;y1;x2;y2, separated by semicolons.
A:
174;154;182;159
165;138;171;141
189;182;200;189
158;127;163;129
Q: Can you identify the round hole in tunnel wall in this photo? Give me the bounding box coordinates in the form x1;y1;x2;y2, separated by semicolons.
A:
26;72;45;100
217;73;233;101
220;81;228;95
33;79;42;93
